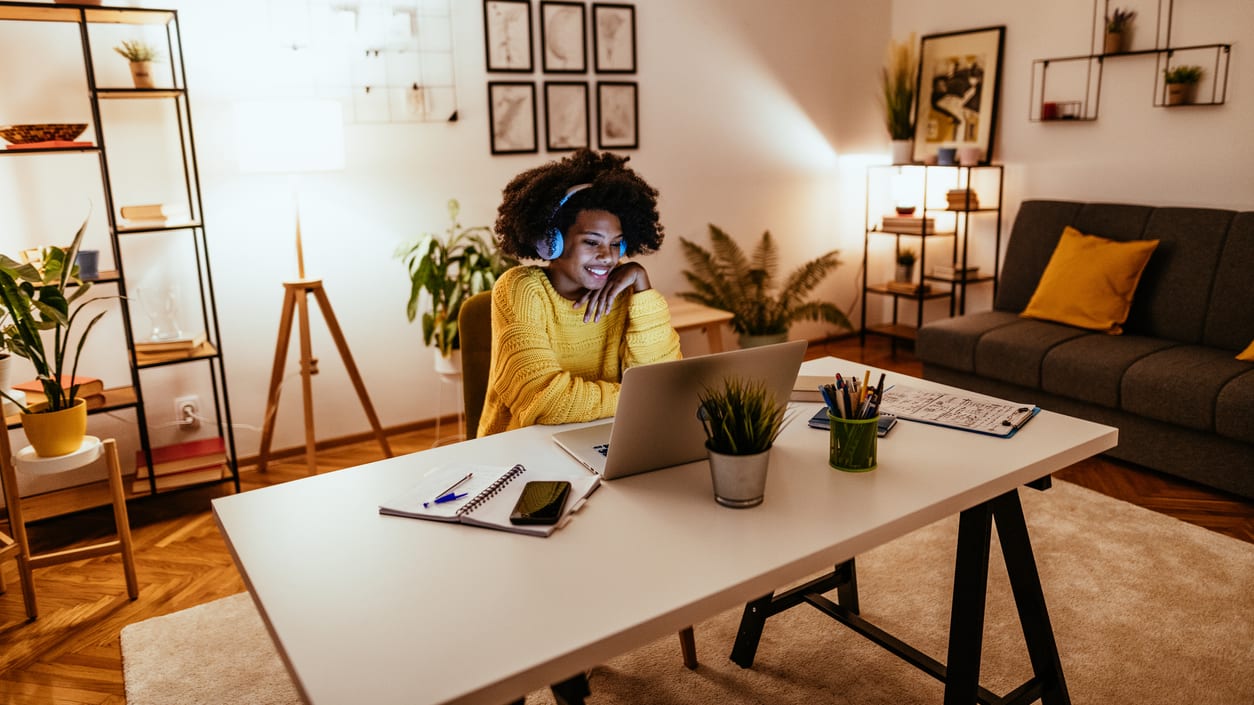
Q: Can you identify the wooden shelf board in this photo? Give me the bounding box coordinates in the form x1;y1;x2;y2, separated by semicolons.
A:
117;219;201;234
865;324;918;341
0;5;173;24
868;284;951;300
1;144;98;156
869;228;957;237
98;88;185;100
925;274;996;284
135;341;218;368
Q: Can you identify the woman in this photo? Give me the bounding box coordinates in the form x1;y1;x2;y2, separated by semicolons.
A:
479;149;681;437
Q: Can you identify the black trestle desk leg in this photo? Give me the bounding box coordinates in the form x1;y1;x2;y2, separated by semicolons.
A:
994;491;1072;705
835;558;860;614
730;593;774;668
549;673;591;705
944;498;993;705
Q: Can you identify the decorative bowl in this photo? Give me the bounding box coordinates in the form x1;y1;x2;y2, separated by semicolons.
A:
0;123;89;145
895;206;916;216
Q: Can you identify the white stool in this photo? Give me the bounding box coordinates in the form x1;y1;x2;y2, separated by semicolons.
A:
1;433;139;620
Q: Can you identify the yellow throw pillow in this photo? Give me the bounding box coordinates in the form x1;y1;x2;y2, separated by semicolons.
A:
1020;226;1159;334
1238;339;1254;361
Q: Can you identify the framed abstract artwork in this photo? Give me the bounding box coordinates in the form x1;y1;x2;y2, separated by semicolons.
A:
596;81;637;149
912;25;1005;165
488;81;538;154
484;0;534;72
540;1;587;73
544;81;590;151
592;3;636;73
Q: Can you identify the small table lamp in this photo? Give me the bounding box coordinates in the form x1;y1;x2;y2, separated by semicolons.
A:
233;99;392;474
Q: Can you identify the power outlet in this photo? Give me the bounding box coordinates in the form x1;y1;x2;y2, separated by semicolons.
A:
174;395;201;430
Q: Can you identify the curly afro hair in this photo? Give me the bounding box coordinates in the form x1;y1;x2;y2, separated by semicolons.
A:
495;149;664;260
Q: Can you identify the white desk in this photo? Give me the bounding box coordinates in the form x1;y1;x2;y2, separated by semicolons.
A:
213;358;1116;705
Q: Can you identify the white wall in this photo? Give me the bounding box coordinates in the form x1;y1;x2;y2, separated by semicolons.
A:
6;0;1249;462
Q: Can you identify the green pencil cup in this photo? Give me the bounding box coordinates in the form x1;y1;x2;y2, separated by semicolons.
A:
829;413;878;472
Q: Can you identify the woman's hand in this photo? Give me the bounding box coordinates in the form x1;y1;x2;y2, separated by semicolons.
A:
578;261;651;322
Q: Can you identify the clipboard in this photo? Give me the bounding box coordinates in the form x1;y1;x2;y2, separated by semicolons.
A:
878;385;1040;438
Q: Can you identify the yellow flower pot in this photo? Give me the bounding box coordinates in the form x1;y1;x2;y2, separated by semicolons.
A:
19;398;88;457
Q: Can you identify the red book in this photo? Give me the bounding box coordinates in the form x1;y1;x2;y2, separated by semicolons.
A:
136;437;226;473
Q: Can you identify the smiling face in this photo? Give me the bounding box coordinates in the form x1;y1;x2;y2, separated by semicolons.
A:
545;209;625;300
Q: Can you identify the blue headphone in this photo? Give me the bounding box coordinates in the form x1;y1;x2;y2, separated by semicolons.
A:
537;183;628;260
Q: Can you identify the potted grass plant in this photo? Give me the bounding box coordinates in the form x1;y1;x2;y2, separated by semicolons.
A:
678;224;852;349
1163;65;1204;105
0;216;110;456
396;199;516;375
895;248;918;283
113;39;162;88
1104;8;1136;54
697;376;788;508
881;33;918;164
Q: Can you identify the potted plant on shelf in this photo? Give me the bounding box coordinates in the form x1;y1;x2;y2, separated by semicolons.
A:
678;224;852;349
396;199;517;376
1104;7;1136;54
113;39;162;89
1163;65;1204;105
895;248;918;283
0;216;110;457
881;33;917;164
697;376;788;508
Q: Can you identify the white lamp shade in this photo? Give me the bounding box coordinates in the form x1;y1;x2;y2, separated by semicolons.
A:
234;99;346;174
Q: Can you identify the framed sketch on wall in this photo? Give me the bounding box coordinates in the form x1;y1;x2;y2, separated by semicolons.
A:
592;3;636;73
540;1;587;73
545;81;590;151
912;25;1005;165
488;81;538;154
484;0;534;72
597;81;637;149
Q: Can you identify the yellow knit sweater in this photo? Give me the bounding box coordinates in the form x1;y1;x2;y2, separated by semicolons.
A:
478;266;682;436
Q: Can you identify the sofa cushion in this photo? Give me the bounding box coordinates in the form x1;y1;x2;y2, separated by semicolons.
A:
1203;212;1254;352
1123;207;1233;342
1020;226;1159;334
1216;370;1254;444
915;311;1021;373
974;320;1089;388
1041;334;1179;408
1239;340;1254;362
995;200;1083;313
1121;346;1253;431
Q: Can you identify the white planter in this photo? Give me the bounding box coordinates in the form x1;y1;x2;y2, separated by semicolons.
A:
890;139;913;165
130;60;155;88
434;349;462;378
707;445;771;508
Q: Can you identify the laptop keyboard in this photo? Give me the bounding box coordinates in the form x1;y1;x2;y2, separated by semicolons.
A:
594;443;609;457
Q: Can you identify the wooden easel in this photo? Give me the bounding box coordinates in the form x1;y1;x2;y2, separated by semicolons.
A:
256;219;393;474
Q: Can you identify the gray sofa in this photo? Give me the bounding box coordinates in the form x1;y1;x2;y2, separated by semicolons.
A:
917;200;1254;499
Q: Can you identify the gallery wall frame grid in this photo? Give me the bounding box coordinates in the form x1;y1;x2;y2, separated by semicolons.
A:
484;0;534;72
540;1;587;73
912;25;1005;165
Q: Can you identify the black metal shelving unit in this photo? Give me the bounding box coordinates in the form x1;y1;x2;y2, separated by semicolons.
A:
1;1;238;502
860;164;1004;353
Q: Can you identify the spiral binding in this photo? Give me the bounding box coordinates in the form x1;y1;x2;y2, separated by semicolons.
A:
455;464;526;517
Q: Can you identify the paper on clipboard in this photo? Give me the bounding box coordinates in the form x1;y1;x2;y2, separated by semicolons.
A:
878;384;1039;437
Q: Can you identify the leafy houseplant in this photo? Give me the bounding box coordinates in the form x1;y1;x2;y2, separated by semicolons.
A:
881;33;917;163
895;248;918;284
698;376;787;508
678;224;852;347
396;199;517;359
1163;65;1204;105
0;216;109;444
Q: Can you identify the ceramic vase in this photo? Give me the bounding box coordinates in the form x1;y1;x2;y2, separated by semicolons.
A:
890;139;913;165
707;445;770;508
1104;31;1128;54
20;398;88;457
130;60;155;89
1165;83;1194;106
434;349;463;378
895;263;915;283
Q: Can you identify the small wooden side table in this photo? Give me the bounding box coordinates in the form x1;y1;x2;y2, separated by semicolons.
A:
666;298;735;354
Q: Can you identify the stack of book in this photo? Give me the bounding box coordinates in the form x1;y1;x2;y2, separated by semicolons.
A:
134;332;208;363
884;281;932;295
134;436;229;492
12;376;106;409
119;203;192;227
880;216;937;234
932;264;981;280
946;188;981;210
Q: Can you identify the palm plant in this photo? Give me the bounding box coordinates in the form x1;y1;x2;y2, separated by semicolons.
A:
0;216;110;414
881;33;917;140
698;377;787;456
678;224;851;339
396;199;517;357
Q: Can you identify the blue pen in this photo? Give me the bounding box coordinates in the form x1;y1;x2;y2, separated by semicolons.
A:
819;385;838;415
433;491;469;505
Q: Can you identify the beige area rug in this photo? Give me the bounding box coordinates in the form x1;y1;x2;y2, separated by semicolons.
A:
121;481;1254;705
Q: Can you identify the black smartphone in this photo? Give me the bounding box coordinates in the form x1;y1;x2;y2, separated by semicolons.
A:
509;480;572;525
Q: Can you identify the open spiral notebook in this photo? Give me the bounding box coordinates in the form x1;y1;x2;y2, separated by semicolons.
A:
378;463;600;537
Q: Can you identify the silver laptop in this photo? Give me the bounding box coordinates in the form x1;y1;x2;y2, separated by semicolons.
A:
553;340;807;480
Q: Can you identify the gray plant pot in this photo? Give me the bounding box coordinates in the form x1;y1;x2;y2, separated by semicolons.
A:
707;444;771;508
737;332;788;349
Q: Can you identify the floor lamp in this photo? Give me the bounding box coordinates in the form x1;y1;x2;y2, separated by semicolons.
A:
234;99;393;474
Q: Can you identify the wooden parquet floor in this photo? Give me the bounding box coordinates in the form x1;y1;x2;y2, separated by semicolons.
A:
1;335;1250;704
